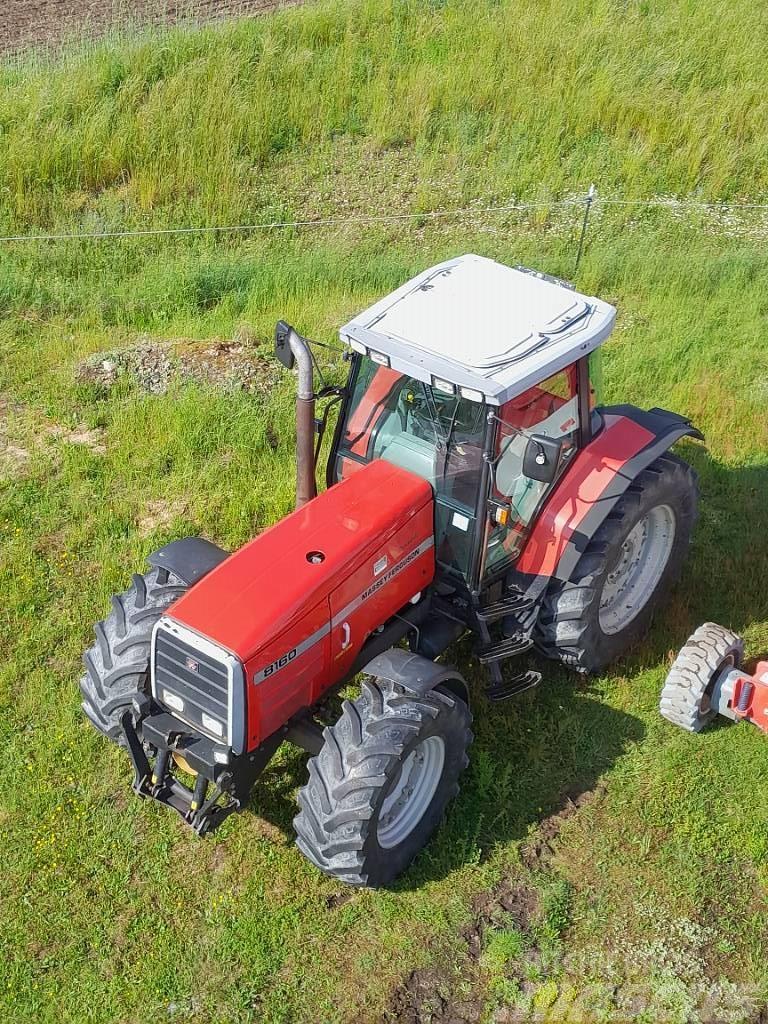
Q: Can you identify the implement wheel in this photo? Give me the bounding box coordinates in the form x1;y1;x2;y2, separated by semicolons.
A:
80;567;188;743
294;677;472;888
660;622;744;732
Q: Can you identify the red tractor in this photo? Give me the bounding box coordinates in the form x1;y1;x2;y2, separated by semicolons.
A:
81;254;701;887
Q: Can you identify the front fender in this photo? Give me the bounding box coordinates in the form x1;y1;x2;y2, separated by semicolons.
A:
147;536;229;587
362;648;470;708
513;405;701;589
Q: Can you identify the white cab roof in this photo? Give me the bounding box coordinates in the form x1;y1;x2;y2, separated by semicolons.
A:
340;254;616;405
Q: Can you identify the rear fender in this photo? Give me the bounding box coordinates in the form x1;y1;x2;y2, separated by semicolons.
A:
512;405;701;592
363;648;470;707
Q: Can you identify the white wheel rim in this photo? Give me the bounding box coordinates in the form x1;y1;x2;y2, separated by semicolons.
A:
599;505;676;636
377;736;445;850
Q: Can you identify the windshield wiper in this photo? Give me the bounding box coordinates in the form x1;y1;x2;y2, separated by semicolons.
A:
418;382;446;448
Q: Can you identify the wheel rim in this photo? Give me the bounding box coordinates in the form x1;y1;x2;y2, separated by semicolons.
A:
377;736;446;850
599;505;676;636
699;653;736;716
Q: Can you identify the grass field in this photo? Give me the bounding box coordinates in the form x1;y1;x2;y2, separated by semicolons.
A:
1;1;768;1021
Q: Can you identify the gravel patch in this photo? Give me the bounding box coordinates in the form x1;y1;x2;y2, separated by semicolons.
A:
77;334;280;396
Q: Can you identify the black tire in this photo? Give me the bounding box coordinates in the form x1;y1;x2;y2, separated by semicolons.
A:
660;622;743;732
80;566;188;742
294;677;473;888
535;452;698;674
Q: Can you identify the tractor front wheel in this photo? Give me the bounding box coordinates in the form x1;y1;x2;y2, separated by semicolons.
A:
535;452;698;674
80;566;188;743
294;678;472;887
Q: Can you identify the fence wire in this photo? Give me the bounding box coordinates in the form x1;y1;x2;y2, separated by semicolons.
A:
0;192;767;245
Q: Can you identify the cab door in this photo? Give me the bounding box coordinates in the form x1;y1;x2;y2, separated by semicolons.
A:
485;365;580;576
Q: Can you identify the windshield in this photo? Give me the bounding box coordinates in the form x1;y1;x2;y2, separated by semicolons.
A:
335;357;487;578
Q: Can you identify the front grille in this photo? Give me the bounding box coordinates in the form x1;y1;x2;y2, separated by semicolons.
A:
152;619;236;747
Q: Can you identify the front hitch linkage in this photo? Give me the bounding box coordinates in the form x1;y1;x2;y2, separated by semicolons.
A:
119;708;239;836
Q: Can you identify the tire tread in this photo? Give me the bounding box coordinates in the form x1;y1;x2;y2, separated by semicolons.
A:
294;678;472;887
660;622;743;732
79;567;187;742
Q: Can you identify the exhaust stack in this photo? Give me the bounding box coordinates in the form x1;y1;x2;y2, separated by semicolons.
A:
275;322;317;508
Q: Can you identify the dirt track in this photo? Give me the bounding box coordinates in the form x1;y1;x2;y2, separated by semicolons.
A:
0;0;295;57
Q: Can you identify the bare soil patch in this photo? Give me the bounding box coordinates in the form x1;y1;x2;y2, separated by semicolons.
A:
137;497;187;537
0;0;299;58
1;393;34;478
0;442;31;477
383;785;607;1024
1;391;109;480
520;783;605;871
382;877;542;1024
61;426;108;454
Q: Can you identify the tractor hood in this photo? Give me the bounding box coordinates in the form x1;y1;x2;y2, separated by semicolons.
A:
165;459;434;664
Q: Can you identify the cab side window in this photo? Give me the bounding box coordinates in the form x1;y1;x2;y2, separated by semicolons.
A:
485;366;579;571
334;361;403;481
342;362;402;457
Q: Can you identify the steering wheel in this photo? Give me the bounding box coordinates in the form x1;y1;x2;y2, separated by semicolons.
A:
403;387;443;444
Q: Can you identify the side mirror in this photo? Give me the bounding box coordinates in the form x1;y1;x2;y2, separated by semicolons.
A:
522;434;564;483
274;320;295;370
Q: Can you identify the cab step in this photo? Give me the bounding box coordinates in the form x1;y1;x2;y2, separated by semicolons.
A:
478;634;534;664
475;595;535;623
486;670;542;703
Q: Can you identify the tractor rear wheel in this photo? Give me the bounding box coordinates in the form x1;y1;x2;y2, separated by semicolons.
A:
294;678;472;887
660;622;744;732
535;452;698;674
80;567;188;743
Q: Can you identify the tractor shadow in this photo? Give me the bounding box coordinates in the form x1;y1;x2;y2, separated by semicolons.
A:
246;445;768;885
244;692;352;840
394;666;646;890
613;443;768;666
244;677;646;883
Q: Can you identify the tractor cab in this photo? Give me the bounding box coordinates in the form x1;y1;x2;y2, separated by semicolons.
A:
330;254;616;593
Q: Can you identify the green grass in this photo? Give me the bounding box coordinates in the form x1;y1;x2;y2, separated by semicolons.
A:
1;1;768;1021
